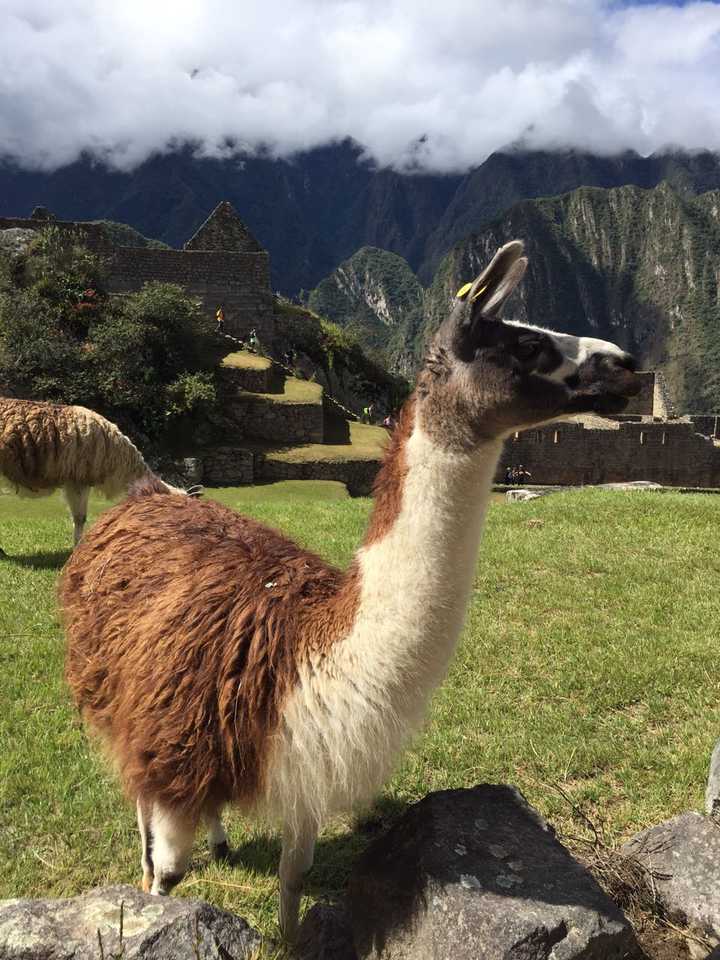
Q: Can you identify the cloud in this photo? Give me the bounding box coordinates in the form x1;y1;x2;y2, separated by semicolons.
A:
1;0;720;172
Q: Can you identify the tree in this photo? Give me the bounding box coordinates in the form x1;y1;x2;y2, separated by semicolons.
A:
0;229;218;447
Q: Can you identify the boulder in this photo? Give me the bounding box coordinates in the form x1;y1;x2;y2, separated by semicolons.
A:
0;884;262;959
348;784;639;960
505;488;544;502
622;812;720;952
297;902;357;960
0;227;35;256
706;740;720;819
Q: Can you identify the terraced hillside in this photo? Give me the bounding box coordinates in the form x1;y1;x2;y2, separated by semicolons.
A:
201;347;389;493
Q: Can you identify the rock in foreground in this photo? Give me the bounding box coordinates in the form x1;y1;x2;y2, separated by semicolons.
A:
0;884;262;960
348;784;640;960
623;812;720;952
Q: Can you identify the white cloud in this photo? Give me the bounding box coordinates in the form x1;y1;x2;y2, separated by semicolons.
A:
1;0;719;172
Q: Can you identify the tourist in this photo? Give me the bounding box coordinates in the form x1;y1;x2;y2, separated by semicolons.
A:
248;328;258;352
504;466;513;484
518;464;532;484
215;306;225;334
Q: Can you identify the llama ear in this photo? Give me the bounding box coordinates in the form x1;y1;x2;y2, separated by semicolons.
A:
455;240;527;319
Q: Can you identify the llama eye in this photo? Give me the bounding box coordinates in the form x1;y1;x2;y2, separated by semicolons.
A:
514;338;541;362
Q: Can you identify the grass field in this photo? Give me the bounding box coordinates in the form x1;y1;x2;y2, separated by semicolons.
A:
1;483;719;944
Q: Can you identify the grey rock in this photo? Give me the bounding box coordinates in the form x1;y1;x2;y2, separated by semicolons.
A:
297;902;357;960
623;812;720;952
182;457;204;485
348;784;639;960
0;228;35;256
706;740;720;820
0;884;263;959
506;489;545;502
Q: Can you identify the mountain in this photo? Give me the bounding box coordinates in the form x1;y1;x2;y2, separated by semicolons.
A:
307;247;424;376
422;181;720;412
3;143;720;294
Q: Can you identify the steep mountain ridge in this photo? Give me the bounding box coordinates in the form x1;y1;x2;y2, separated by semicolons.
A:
310;180;720;411
3;144;720;294
308;247;424;375
425;181;720;411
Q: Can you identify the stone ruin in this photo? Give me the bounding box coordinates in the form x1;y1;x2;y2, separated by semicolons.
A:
0;201;275;343
500;371;720;489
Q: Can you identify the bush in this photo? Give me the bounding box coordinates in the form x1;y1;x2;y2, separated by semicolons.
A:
0;230;219;447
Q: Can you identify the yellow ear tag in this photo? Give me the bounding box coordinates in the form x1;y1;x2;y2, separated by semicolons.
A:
470;283;488;302
456;282;473;299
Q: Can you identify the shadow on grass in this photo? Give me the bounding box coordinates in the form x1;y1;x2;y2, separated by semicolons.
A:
227;795;411;897
2;549;72;570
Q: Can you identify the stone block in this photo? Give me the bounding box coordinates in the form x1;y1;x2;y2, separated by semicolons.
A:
257;456;380;495
623;812;720;951
0;884;262;960
348;784;639;960
202;447;254;486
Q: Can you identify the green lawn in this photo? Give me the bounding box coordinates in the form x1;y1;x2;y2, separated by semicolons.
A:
1;485;719;944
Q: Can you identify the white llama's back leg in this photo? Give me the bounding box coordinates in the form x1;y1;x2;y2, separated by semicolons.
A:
278;821;317;941
204;807;230;862
62;483;90;546
136;798;155;893
142;803;197;895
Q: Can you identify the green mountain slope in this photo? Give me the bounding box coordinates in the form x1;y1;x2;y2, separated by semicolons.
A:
311;181;720;411
307;246;424;375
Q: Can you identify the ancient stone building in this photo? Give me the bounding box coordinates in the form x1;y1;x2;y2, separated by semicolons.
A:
499;372;720;488
0;202;274;341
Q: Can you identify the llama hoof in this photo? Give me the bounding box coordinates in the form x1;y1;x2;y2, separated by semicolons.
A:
141;872;153;893
210;840;231;863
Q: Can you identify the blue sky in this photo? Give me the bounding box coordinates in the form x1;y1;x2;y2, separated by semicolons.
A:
2;0;720;172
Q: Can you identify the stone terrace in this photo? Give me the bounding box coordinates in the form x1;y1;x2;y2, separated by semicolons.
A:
200;347;388;494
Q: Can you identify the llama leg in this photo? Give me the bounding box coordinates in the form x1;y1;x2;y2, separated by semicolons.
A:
136;798;154;892
63;483;90;545
147;804;197;895
278;822;317;941
204;808;230;862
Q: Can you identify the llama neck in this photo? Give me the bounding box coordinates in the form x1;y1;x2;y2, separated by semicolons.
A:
343;411;502;694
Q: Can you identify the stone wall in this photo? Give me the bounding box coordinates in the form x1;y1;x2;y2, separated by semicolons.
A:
109;248;274;341
688;415;720;439
257;456;380;495
0;216;112;254
500;419;720;487
230;395;324;444
202;447;254;486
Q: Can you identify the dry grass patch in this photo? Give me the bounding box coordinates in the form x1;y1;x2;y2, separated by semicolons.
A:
222;351;272;371
266;422;388;463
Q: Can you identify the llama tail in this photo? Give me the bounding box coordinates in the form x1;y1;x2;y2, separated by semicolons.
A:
130;473;203;499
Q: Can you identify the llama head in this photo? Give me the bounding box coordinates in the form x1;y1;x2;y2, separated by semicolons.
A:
416;240;641;449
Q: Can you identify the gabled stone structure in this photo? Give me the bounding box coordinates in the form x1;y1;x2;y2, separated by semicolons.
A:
0;202;274;341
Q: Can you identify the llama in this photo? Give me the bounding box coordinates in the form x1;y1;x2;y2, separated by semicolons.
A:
61;240;641;939
0;397;197;546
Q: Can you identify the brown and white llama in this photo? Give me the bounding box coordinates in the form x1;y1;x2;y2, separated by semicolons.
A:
61;240;641;939
0;397;196;546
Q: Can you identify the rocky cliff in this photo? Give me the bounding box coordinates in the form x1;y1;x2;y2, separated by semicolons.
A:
312;181;720;412
423;181;720;412
308;246;424;376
